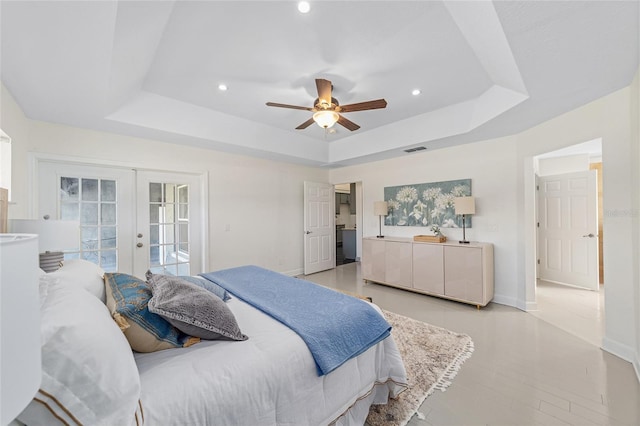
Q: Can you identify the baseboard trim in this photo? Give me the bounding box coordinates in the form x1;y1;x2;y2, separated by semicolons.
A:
602;336;636;364
603;338;640;384
491;294;518;308
524;301;538;312
281;268;304;277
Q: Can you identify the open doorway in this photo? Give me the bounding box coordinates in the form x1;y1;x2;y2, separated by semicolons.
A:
334;182;357;265
531;138;605;347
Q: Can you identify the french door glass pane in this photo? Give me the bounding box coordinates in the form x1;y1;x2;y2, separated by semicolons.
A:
101;180;116;201
60;177;79;200
61;203;79;221
101;204;116;225
81;179;98;201
148;182;189;275
61;176;118;272
81;203;98;225
101;226;117;249
81;226;98;250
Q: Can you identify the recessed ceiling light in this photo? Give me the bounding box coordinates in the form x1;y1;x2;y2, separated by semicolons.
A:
218;84;228;91
412;89;421;96
298;1;310;14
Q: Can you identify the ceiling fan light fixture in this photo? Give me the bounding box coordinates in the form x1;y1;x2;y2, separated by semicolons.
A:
313;110;339;128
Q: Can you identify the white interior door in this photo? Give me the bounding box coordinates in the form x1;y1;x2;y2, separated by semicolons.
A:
538;170;599;290
134;170;204;278
304;181;335;275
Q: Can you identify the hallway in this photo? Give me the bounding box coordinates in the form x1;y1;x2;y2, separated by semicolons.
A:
530;280;605;348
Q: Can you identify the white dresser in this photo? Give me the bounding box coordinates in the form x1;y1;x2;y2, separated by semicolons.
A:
362;236;494;308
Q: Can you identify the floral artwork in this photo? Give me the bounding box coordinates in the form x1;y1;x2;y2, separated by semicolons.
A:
384;179;472;228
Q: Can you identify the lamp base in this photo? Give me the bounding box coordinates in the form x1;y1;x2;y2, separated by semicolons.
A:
39;251;64;273
376;235;385;239
459;240;470;244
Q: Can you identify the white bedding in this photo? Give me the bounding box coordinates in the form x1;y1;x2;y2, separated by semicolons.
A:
134;297;407;425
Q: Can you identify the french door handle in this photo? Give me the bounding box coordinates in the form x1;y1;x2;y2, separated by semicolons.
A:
305;230;312;235
136;242;144;248
582;233;596;238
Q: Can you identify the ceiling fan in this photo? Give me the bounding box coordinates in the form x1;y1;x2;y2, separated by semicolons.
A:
266;78;387;131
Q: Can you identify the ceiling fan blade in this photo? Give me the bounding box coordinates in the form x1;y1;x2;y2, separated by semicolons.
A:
315;79;333;107
266;102;314;111
337;114;360;131
295;117;316;130
338;99;387;113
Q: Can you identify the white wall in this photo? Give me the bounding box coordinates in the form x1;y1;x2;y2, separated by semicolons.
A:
1;84;328;276
537;154;590;176
331;136;520;306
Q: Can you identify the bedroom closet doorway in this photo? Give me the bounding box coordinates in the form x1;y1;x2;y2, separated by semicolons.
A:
35;157;206;277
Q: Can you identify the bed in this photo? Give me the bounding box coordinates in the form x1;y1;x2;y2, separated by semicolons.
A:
18;260;407;425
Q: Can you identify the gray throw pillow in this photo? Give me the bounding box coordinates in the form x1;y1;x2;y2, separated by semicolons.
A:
146;273;248;341
179;275;231;302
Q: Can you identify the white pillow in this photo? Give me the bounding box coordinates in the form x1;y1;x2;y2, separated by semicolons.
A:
17;278;142;425
48;259;106;302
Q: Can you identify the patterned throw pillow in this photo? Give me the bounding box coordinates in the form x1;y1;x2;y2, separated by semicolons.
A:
104;273;200;352
146;273;248;341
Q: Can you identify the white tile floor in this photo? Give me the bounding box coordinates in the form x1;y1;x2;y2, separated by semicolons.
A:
530;280;605;349
302;263;640;426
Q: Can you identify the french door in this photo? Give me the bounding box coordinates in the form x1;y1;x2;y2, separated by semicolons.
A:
134;171;204;278
37;160;204;276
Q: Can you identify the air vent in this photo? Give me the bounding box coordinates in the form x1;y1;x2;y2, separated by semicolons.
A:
404;146;427;153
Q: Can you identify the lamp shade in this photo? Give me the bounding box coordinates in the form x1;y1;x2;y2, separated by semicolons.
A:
373;201;388;216
454;196;476;215
313;110;339;128
8;219;79;253
0;234;41;424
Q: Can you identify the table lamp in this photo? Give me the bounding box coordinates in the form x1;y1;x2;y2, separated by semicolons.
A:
374;201;388;238
9;219;80;272
454;196;475;244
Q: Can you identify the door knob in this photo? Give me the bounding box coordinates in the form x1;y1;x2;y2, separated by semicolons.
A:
136;242;144;248
305;231;312;235
582;233;596;238
137;233;143;238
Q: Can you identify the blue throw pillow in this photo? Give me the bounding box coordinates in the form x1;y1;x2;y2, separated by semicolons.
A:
181;275;231;302
104;273;199;352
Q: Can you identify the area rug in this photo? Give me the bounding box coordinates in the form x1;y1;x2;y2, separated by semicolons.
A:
366;309;474;426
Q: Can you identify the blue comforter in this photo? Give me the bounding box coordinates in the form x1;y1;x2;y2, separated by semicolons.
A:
200;265;391;376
